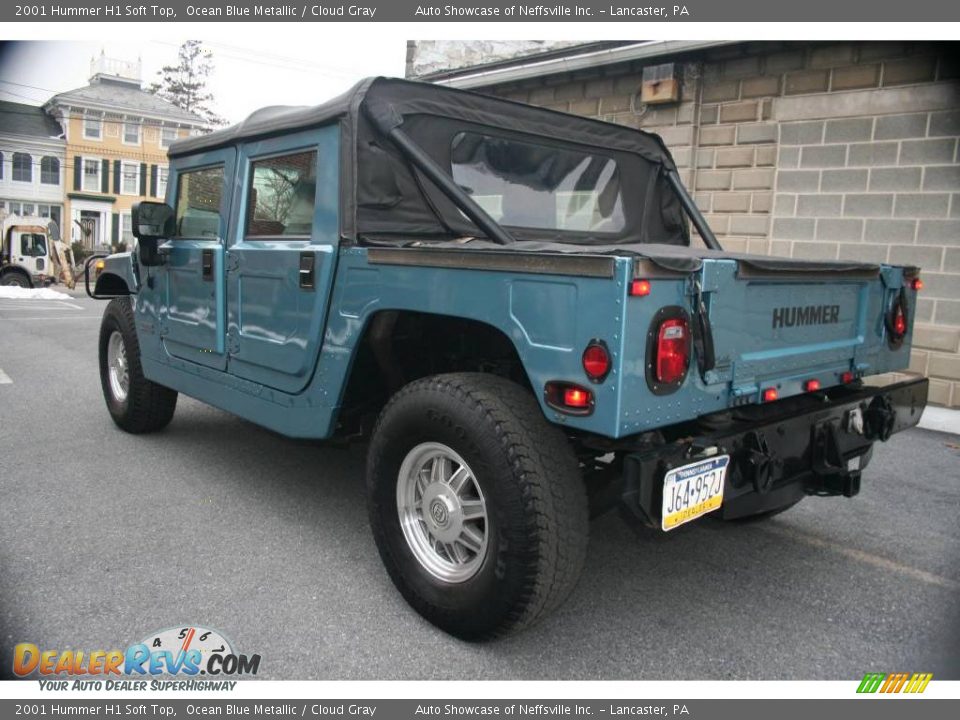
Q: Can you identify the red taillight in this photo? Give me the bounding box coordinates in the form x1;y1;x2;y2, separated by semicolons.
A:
893;304;907;336
564;387;591;408
544;382;594;415
911;278;924;291
841;371;855;384
763;387;779;402
655;318;689;384
629;279;651;297
582;343;611;382
804;379;821;392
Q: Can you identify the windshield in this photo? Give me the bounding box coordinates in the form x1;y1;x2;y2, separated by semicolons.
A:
450;132;626;234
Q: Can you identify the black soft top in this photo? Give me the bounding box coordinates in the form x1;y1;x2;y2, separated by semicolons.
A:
169;77;687;246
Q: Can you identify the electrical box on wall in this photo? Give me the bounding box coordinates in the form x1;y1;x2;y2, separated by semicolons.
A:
641;63;680;105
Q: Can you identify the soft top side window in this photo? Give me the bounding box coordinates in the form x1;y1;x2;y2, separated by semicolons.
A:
450;131;626;234
174;165;225;238
245;150;317;237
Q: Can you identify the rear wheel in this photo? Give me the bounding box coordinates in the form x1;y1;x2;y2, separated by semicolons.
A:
99;297;178;433
367;373;589;640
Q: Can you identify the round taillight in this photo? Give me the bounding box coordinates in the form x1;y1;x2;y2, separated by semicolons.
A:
582;342;611;382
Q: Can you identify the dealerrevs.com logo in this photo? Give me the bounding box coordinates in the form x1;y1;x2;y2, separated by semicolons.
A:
13;626;260;689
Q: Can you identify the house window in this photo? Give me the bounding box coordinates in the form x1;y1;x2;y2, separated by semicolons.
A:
121;161;139;195
121;213;134;244
38;204;62;228
158;166;169;199
123;122;141;145
160;127;178;149
83;117;102;140
9;202;35;216
12;152;32;182
40;156;60;185
82;159;101;192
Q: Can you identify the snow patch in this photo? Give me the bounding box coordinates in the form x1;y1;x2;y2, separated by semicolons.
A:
0;286;74;300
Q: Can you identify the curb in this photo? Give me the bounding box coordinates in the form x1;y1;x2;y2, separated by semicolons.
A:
918;406;960;436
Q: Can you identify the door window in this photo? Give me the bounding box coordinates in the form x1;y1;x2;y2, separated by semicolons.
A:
174;166;225;238
20;234;47;257
245;150;317;237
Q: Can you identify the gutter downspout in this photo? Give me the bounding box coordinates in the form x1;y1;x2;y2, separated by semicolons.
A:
429;41;736;90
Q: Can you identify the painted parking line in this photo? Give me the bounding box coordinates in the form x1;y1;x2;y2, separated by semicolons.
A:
0;368;11;384
758;522;960;592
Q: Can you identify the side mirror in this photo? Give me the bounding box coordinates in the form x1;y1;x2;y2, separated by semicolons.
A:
132;201;175;267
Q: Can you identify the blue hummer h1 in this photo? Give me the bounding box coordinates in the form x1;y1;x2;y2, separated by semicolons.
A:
89;78;928;639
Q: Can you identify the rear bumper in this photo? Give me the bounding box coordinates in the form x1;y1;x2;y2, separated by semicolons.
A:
619;376;928;527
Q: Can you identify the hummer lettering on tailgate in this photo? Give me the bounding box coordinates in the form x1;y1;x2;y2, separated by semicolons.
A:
772;304;841;329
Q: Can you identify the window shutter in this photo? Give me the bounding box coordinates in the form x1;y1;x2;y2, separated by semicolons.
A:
101;159;110;193
113;160;121;194
112;213;119;245
150;164;158;197
139;163;147;195
73;156;82;191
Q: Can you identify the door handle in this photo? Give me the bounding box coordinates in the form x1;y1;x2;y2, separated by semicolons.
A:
299;252;315;290
201;249;213;281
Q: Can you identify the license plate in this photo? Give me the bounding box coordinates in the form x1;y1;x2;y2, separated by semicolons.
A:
661;455;730;531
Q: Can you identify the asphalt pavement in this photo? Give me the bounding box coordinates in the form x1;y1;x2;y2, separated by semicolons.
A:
1;292;958;680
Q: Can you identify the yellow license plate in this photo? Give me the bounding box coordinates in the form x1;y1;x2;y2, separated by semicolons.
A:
661;455;729;531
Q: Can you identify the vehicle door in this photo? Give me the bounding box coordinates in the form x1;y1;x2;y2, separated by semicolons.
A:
157;149;236;371
225;125;340;394
18;231;49;277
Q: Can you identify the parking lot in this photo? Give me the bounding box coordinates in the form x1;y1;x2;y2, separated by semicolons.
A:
1;292;958;680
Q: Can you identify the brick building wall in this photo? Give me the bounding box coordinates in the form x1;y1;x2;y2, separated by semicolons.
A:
428;41;960;407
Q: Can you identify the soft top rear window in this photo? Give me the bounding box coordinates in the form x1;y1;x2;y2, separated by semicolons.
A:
450;132;625;234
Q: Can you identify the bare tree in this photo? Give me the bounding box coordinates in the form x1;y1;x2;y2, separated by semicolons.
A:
149;40;226;129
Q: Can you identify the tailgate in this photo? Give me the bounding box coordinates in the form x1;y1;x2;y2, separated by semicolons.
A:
615;253;919;437
701;258;914;394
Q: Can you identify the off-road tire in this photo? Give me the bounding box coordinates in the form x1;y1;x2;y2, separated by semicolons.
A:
367;373;589;640
99;297;178;433
1;272;30;287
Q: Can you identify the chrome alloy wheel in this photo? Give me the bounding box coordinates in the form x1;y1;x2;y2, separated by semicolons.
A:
107;330;130;402
396;442;489;583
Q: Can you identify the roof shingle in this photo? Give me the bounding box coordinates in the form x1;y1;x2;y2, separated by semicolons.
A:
49;78;204;124
0;100;64;139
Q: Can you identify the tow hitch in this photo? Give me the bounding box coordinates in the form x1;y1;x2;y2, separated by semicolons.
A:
808;420;863;498
618;376;927;526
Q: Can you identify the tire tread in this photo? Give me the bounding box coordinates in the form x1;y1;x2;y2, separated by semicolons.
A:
100;297;177;434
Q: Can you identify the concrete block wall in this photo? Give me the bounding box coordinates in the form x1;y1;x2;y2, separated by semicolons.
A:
480;41;960;407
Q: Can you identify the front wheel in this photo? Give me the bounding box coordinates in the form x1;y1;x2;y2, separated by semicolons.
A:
366;373;589;640
98;297;178;433
1;272;30;287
